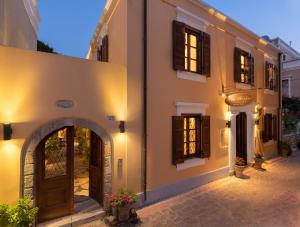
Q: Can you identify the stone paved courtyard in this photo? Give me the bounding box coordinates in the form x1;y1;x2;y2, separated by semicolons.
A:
81;152;300;227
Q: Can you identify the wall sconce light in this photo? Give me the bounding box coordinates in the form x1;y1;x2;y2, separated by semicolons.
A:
3;124;12;140
255;119;260;125
226;120;231;128
119;121;125;133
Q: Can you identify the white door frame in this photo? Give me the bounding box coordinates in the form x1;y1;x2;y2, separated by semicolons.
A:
228;102;256;173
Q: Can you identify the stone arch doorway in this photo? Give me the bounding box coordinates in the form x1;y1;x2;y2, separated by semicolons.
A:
20;118;113;221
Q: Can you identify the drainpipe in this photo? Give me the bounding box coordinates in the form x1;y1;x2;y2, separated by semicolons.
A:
143;0;148;201
278;53;282;154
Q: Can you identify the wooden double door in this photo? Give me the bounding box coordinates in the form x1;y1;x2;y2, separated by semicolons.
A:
36;127;103;223
236;112;247;164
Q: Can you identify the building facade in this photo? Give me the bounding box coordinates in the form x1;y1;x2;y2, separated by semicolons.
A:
89;0;281;204
0;0;282;224
271;38;300;98
0;0;39;50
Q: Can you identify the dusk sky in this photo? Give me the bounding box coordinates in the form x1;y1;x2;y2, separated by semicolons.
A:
38;0;300;58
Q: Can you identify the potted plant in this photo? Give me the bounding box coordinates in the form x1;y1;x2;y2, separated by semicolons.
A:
254;153;264;169
110;189;137;222
235;157;246;178
280;141;292;157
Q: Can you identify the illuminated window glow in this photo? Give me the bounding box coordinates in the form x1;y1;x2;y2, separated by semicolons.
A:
185;30;198;73
183;115;200;158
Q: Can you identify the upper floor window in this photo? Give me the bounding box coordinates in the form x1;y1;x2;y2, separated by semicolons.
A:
172;114;210;165
185;30;198;73
234;47;254;86
97;35;109;62
265;62;278;91
173;21;211;76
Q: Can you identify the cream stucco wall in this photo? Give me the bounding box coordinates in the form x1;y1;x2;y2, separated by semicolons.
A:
0;45;127;205
89;0;144;194
146;0;280;190
0;0;38;50
90;0;280;196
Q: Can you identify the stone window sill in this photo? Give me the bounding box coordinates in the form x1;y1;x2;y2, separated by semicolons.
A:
176;158;206;171
177;71;207;83
235;83;252;90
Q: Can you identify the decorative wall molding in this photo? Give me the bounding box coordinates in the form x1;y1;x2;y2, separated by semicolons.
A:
236;37;254;53
176;6;209;31
175;102;209;116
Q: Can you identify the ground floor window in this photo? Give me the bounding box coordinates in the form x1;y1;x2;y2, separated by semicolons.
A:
172;114;210;165
263;114;277;142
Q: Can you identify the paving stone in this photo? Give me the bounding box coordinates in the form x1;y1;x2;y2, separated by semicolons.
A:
80;152;300;227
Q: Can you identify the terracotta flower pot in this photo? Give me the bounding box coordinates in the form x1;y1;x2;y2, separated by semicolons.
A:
254;157;264;169
235;165;246;178
112;206;118;218
118;205;130;222
282;148;289;157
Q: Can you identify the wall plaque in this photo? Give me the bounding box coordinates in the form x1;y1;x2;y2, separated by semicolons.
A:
55;100;75;109
225;93;253;106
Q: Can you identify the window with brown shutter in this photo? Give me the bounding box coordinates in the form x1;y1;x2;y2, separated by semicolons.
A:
172;114;211;165
234;47;254;85
172;116;185;165
201;116;211;158
102;35;109;62
172;20;210;76
273;115;278;141
202;32;211;76
173;21;186;71
265;61;278;91
263;114;274;143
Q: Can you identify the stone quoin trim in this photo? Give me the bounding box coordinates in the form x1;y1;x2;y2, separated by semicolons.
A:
20;118;113;205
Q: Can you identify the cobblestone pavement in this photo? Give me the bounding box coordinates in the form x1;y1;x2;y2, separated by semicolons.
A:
81;152;300;227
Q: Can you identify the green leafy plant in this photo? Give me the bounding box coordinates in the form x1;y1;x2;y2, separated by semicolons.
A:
0;198;38;227
109;189;138;209
280;141;292;156
0;204;10;227
235;157;246;166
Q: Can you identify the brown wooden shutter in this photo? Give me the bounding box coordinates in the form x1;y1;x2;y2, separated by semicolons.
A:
201;116;211;158
196;115;202;157
197;32;203;74
234;48;242;82
202;32;211;77
102;35;109;62
273;115;278;140
263;114;269;142
249;55;255;86
265;61;270;88
172;116;185;165
274;65;279;91
173;20;185;71
97;47;102;61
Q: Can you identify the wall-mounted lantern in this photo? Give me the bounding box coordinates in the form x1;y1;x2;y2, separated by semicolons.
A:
119;121;125;133
226;120;231;128
3;124;12;140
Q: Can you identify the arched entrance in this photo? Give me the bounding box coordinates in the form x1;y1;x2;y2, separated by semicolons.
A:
20;118;113;222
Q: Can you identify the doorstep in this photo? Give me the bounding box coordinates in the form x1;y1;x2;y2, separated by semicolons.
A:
37;208;105;227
